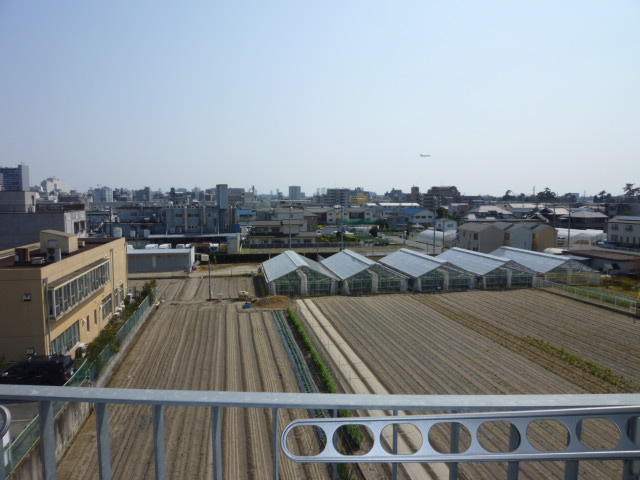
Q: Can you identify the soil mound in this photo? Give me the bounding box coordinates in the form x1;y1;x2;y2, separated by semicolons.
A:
254;296;290;309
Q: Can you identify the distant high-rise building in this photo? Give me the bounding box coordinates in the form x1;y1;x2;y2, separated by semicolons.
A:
93;186;113;203
216;184;229;209
289;186;302;200
0;164;29;191
325;188;350;207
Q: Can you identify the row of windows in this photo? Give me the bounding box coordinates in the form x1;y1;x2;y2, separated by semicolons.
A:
48;262;110;319
51;321;80;355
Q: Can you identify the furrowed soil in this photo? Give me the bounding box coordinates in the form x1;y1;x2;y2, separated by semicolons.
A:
297;289;640;480
57;276;331;480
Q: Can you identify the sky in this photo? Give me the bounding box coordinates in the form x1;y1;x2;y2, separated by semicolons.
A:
1;1;639;198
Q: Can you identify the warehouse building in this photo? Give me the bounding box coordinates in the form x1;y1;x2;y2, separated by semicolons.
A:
437;248;535;289
380;248;474;292
127;244;195;273
262;250;339;297
490;246;600;285
321;249;408;295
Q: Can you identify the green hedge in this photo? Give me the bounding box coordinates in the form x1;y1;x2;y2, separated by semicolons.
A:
287;307;363;448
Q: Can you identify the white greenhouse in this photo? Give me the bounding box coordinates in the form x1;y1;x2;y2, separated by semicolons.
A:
380;248;474;292
262;250;339;297
321;249;408;295
490;246;600;286
437;248;535;289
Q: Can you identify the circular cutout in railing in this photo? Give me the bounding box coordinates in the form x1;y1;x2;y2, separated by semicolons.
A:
578;417;620;450
380;423;423;454
285;425;327;457
332;424;374;456
527;419;570;451
428;422;471;454
477;421;520;453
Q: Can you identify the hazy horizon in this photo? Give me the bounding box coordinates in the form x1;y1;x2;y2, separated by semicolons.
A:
2;1;638;197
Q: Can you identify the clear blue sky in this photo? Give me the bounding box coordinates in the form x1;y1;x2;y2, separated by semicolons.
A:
1;1;638;197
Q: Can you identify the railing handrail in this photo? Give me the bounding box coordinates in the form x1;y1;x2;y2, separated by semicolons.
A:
2;385;640;410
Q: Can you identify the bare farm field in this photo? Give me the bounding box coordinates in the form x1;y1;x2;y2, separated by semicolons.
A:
57;277;329;480
298;290;640;480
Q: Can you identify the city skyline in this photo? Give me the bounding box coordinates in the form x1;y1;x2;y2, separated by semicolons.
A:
1;1;638;196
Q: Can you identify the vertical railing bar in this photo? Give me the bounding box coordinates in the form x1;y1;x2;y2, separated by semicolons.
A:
564;419;581;480
392;409;398;480
449;417;460;480
153;405;167;480
507;423;520;480
211;406;223;480
39;401;57;480
272;408;279;480
624;416;640;479
332;409;338;480
96;402;113;480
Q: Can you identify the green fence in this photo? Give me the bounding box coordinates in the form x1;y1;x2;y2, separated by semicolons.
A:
3;290;156;478
537;279;639;315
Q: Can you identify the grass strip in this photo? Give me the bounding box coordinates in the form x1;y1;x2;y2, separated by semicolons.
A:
523;336;636;390
287;307;364;448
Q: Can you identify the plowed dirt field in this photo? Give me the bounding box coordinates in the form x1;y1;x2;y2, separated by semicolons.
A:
57;277;330;480
298;290;639;480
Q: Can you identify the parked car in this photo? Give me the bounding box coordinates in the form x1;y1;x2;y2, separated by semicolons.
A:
0;355;75;386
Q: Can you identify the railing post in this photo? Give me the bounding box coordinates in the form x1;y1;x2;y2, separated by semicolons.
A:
272;408;279;480
39;401;58;480
507;423;520;480
624;416;640;479
211;406;223;480
153;405;167;480
392;409;398;480
96;403;113;480
564;420;581;480
332;409;338;480
449;419;460;480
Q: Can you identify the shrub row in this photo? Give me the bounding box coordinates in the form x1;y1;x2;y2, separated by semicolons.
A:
287;307;363;448
523;336;635;390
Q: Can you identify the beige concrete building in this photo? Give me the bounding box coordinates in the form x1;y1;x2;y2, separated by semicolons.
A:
0;230;128;361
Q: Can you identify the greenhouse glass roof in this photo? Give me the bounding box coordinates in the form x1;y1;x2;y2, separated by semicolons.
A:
491;246;597;273
262;250;338;282
491;247;567;273
321;249;377;279
437;248;512;275
380;248;450;277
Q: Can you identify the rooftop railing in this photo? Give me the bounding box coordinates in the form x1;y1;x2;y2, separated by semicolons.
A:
1;386;639;480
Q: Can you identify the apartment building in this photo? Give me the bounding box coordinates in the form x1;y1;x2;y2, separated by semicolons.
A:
0;231;128;361
607;216;640;247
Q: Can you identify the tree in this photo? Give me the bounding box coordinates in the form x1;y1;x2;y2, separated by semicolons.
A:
536;187;556;204
376;219;389;231
562;193;577;204
502;190;513;201
369;225;378;237
623;183;640;200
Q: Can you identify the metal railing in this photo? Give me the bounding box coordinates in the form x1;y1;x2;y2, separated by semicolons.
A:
1;386;640;480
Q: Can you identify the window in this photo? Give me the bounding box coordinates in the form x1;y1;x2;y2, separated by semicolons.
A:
48;261;110;319
51;321;80;354
101;296;113;320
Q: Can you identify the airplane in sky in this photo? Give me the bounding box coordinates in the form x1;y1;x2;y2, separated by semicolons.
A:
419;154;431;157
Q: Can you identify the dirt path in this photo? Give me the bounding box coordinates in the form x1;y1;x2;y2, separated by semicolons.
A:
57;277;330;480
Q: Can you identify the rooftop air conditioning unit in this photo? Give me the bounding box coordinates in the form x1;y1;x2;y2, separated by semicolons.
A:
47;248;62;263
